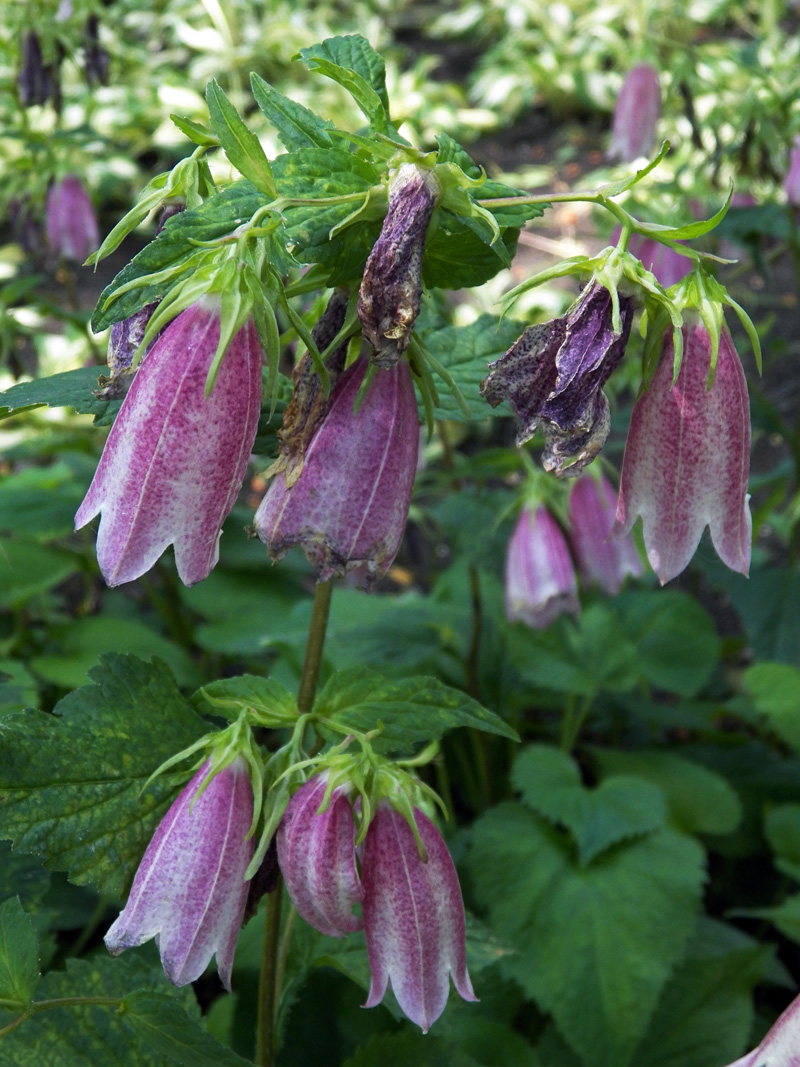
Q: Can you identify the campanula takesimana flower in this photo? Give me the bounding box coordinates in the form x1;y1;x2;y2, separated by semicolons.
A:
720;991;800;1066
76;298;262;586
607;64;661;163
505;506;579;628
104;757;253;990
785;137;800;207
568;474;643;594
613;320;751;584
46;175;99;263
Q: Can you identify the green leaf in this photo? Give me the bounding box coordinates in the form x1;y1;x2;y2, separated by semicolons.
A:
0;898;39;1009
511;746;667;865
0;655;209;895
764;804;800;881
469;803;705;1067
745;662;800;751
0;538;80;607
423;226;519;290
591;749;742;837
314;668;518;752
343;1032;481;1067
249;73;334;151
121;990;256;1067
193;675;298;725
299;34;390;113
712;566;800;665
0;367;122;426
0;461;91;540
633;918;772;1067
205;80;277;196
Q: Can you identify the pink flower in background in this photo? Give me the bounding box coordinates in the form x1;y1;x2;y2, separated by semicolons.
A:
627;232;691;289
785;137;800;207
607;65;661;162
105;757;253;990
255;357;419;586
613;320;751;584
361;802;476;1032
46;175;99;262
76;300;262;586
277;774;364;937
721;992;800;1066
568;474;643;594
505;506;579;627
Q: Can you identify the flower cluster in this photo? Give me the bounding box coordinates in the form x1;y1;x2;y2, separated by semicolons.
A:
277;774;476;1032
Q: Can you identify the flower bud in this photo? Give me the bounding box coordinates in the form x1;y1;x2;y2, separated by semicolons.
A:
506;506;579;628
46;176;100;263
104;757;253;991
362;802;476;1033
76;300;262;587
277;774;364;938
358;164;439;367
607;65;661;163
254;357;419;585
613;320;751;584
786;137;800;207
482;281;634;475
568;474;642;594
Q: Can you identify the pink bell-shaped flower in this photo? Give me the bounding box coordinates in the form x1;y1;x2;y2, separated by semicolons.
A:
46;175;100;262
76;299;262;587
104;757;254;991
785;137;800;207
568;474;643;594
505;505;579;628
254;357;419;585
607;64;661;163
361;802;476;1033
613;320;751;584
721;992;800;1066
277;774;364;938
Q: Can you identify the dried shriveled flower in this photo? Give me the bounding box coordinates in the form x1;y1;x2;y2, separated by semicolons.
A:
105;757;253;990
613;320;751;584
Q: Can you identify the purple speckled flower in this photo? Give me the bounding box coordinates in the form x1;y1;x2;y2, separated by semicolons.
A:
613;320;751;584
358;163;439;367
362;802;476;1033
607;65;661;163
76;299;262;587
277;774;364;938
104;757;253;991
46;175;99;263
505;506;579;628
786;138;800;207
482;282;634;475
568;474;642;594
254;356;419;585
721;991;800;1066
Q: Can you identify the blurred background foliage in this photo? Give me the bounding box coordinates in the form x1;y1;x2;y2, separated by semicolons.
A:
2;2;800;1066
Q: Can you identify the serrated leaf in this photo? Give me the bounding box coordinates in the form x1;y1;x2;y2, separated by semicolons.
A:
764;804;800;881
0;538;80;607
250;73;334;151
591;749;742;837
299;34;390;112
0;367;122;426
745;662;800;751
0;898;39;1009
743;893;800;946
205;80;276;196
0;655;209;895
194;675;297;724
121;991;256;1067
422;226;520;291
469;803;705;1067
314;668;518;752
511;746;666;865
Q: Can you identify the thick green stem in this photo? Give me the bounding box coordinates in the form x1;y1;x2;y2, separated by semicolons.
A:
560;694;593;753
0;997;119;1040
255;579;335;1066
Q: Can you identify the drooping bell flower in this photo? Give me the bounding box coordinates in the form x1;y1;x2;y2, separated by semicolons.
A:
568;474;642;594
254;356;419;585
46;175;100;263
76;299;262;586
785;137;800;207
361;802;476;1033
481;281;634;475
277;774;364;938
505;506;579;628
105;757;253;991
607;64;661;163
358;163;440;367
613;320;751;584
720;992;800;1067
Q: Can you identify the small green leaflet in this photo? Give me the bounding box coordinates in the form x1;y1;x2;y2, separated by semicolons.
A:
250;73;335;151
0;654;209;895
205;80;277;197
298;35;391;130
0;366;122;426
313;667;518;753
120;991;256;1067
193;675;298;726
0;898;40;1010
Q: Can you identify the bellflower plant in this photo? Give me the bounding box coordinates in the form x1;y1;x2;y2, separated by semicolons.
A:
568;473;643;594
614;319;751;584
105;756;254;991
607;64;661;162
785;136;800;207
505;505;579;627
76;299;262;586
46;175;99;263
